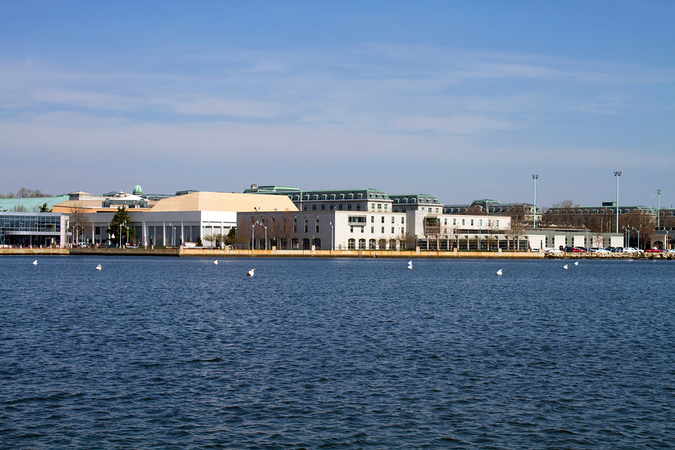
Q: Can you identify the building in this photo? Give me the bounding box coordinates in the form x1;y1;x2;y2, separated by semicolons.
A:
53;190;297;247
240;185;513;250
0;211;68;247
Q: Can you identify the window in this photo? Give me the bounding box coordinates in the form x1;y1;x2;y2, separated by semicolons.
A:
381;227;384;233
384;205;388;211
347;204;352;210
371;226;374;233
391;217;395;223
471;219;474;226
371;216;374;223
303;205;307;211
401;217;405;224
391;227;394;233
381;217;384;223
350;226;354;233
356;204;361;211
462;219;465;225
401;227;404;234
377;204;382;210
444;218;447;225
479;219;482;226
312;205;316;210
359;239;366;249
321;204;325;211
453;219;456;225
496;220;499;226
348;238;355;249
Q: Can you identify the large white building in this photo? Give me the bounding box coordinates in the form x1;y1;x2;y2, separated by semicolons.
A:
239;186;513;250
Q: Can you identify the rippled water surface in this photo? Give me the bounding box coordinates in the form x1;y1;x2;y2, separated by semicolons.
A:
1;256;674;449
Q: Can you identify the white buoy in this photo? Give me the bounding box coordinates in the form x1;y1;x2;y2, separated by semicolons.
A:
247;268;255;277
96;264;102;271
213;260;219;265
32;260;38;265
574;261;579;266
407;260;413;270
496;268;503;276
563;264;569;269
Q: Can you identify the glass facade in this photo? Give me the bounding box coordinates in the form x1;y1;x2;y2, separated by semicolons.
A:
0;212;62;247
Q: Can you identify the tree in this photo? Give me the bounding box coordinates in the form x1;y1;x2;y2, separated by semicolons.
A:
1;187;51;198
622;209;656;249
106;206;135;246
225;228;236;246
39;202;51;212
506;219;526;250
68;203;91;246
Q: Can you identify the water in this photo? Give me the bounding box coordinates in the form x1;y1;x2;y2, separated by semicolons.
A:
1;256;673;449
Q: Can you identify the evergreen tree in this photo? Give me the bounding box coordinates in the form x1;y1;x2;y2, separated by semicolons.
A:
39;202;51;212
106;206;136;246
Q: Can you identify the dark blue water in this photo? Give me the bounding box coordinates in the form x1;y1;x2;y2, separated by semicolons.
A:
1;256;673;449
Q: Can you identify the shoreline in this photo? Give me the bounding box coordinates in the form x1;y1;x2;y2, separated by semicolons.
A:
1;247;672;260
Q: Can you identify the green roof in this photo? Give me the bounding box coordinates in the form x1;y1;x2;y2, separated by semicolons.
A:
0;195;69;212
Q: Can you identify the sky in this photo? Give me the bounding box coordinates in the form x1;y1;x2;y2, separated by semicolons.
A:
1;1;673;209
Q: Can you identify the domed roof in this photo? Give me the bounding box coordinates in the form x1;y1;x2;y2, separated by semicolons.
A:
132;184;143;195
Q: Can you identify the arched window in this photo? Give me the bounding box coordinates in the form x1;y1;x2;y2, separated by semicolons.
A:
348;238;356;249
369;239;376;249
302;238;311;250
358;239;366;249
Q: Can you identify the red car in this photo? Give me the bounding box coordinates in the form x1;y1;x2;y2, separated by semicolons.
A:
645;248;664;253
571;247;587;252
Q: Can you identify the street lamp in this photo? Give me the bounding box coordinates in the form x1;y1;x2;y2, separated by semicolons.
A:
632;226;640;250
262;223;268;250
656;189;661;229
329;221;334;251
614;171;622;233
532;174;539;228
251;219;259;250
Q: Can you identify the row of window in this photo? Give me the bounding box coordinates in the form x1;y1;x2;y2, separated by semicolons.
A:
351;226;405;235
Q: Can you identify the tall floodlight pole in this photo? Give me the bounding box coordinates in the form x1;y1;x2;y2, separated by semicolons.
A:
656;189;661;229
614;171;622;234
532;174;539;228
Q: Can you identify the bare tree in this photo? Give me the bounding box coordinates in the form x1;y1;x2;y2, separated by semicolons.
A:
68;203;91;246
506;219;526;251
622;210;656;249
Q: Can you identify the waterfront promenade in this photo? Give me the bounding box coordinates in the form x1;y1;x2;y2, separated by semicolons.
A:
2;247;673;260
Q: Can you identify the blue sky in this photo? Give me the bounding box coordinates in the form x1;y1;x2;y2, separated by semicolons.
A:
1;1;673;208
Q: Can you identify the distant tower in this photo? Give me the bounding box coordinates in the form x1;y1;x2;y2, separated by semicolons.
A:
133;184;143;196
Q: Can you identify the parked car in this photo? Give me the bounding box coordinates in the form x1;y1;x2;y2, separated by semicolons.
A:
591;248;611;254
571;247;587;253
623;247;639;253
546;248;563;254
645;248;664;253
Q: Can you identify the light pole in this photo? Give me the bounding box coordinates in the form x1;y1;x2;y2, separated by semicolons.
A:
532;174;539;228
119;221;123;247
622;225;628;248
263;223;268;250
329;221;334;251
656;189;661;229
614;171;622;234
632;226;640;250
251;220;259;250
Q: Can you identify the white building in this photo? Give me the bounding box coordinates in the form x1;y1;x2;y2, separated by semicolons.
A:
239;186;513;250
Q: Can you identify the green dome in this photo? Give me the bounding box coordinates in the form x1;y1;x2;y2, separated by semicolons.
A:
132;184;143;196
